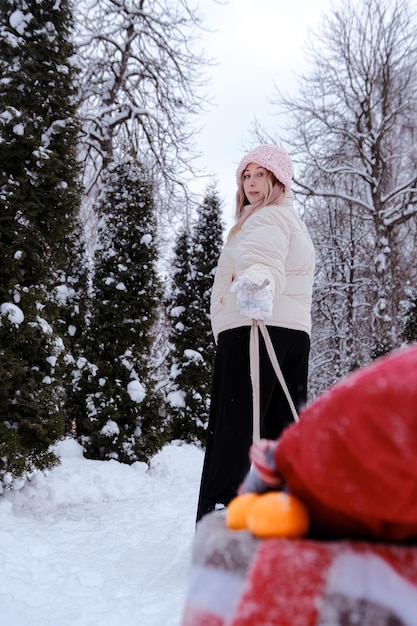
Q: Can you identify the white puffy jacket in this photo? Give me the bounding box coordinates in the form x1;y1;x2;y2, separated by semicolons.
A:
210;191;315;341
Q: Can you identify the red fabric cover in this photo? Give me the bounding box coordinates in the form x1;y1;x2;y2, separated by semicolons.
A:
232;540;333;625
231;540;417;626
275;344;417;541
181;513;417;626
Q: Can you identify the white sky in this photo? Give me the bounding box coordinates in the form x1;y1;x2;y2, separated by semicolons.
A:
190;0;333;228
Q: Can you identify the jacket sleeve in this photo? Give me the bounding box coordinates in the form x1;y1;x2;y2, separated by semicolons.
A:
235;207;290;299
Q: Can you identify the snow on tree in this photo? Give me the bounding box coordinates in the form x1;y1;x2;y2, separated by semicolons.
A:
167;186;224;445
60;219;90;436
75;158;168;464
401;285;417;344
260;0;417;393
0;0;82;487
75;0;210;206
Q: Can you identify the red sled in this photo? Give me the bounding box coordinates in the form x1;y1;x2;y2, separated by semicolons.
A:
182;343;417;625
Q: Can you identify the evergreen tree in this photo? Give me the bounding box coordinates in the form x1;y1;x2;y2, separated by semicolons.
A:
60;219;90;436
166;228;194;436
76;159;168;464
0;0;81;488
401;286;417;344
167;186;224;445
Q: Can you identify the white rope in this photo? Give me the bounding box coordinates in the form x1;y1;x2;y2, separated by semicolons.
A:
249;320;299;443
249;320;261;442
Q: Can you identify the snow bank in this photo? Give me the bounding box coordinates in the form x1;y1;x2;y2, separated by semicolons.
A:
0;440;204;626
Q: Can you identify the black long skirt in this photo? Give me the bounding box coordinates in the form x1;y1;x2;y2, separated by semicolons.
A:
196;325;310;522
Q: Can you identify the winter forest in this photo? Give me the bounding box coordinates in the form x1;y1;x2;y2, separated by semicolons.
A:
1;0;417;492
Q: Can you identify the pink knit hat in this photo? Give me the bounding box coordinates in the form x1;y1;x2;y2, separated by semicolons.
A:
236;144;294;190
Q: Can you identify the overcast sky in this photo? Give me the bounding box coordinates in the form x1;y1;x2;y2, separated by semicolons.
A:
190;0;333;229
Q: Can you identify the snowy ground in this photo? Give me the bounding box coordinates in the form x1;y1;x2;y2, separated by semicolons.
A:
0;439;204;626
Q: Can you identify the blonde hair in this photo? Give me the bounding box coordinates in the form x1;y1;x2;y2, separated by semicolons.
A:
227;169;285;240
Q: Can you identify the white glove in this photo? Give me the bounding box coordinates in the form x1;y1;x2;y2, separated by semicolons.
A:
231;275;273;321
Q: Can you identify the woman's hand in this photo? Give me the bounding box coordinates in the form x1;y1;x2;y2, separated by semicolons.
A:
231;275;273;320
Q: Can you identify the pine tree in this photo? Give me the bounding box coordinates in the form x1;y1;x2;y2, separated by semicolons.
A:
166;228;194;437
60;219;90;436
167;186;224;444
401;286;417;344
0;0;81;488
76;159;168;464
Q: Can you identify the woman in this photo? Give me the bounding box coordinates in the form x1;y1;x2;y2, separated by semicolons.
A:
196;144;315;521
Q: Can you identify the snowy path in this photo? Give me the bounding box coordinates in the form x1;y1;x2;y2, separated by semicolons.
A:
0;440;204;626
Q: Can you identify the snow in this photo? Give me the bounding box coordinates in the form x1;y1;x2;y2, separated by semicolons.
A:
13;123;25;136
100;419;119;436
9;10;33;36
0;301;25;325
55;284;75;305
170;306;186;318
140;234;152;245
0;438;204;626
127;379;146;403
184;349;203;363
168;390;186;408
